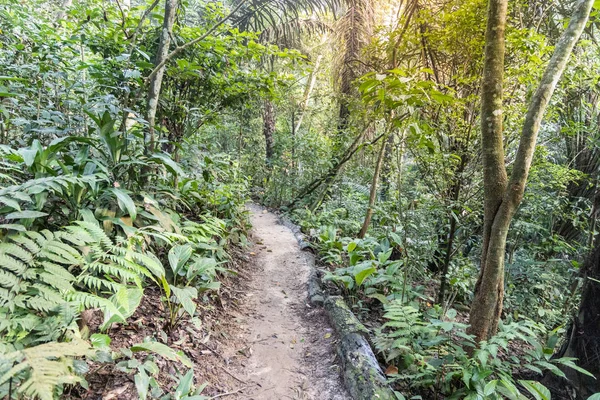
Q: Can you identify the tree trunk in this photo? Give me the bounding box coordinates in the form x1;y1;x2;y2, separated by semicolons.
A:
337;0;373;133
295;54;322;135
56;0;73;20
146;0;178;153
547;235;600;398
263;99;275;164
358;135;388;238
469;0;594;342
380;133;396;201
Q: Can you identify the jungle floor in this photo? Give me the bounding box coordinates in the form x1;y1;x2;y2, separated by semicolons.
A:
74;204;350;399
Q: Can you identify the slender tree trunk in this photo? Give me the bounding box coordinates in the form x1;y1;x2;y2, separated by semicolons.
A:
437;178;463;304
146;0;178;153
380;133;396;201
295;54;322;134
358;135;388;238
469;0;594;342
56;0;73;20
263;99;275;164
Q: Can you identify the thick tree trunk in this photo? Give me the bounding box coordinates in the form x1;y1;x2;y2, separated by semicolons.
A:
358;135;388;238
263;99;275;164
469;0;593;342
558;237;600;398
468;0;509;342
146;0;178;153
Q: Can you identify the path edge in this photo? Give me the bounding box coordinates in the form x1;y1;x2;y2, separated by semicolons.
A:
278;213;397;400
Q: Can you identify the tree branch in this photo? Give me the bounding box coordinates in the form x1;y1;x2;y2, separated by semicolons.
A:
145;0;249;84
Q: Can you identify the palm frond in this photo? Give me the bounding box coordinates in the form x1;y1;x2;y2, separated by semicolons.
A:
233;0;340;42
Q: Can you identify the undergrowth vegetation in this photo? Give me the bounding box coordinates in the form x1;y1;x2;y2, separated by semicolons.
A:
4;0;600;398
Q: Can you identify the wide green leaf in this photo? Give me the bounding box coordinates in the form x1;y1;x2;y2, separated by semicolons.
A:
5;210;48;220
170;285;198;317
131;342;193;368
110;188;137;221
353;263;376;286
169;245;193;276
519;380;550;400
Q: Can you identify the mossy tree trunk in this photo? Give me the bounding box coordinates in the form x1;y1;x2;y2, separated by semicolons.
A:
146;0;178;153
469;0;594;342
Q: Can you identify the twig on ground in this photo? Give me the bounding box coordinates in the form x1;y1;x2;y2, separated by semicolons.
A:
209;386;248;399
219;365;247;384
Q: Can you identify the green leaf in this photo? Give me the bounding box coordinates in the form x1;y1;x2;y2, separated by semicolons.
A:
90;334;111;349
0;196;21;211
110;188;137;221
587;394;600;400
135;367;150;400
169;245;193;276
535;360;566;378
353;263;376;286
150;153;185;176
175;369;195;398
4;210;48;219
367;293;389;305
484;380;498;396
101;288;144;329
552;358;595;377
519;380;550;400
347;241;357;252
394;392;406;400
131;342;193;368
0;224;27;231
171;286;198;317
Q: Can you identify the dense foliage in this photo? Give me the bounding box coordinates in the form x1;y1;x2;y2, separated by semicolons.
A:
1;0;600;398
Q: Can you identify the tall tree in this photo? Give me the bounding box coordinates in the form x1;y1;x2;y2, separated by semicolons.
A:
263;99;276;164
146;0;178;153
336;0;373;131
469;0;595;342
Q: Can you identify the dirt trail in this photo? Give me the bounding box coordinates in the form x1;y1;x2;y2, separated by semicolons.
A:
224;204;350;400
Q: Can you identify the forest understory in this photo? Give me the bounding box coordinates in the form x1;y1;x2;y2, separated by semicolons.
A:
3;0;600;399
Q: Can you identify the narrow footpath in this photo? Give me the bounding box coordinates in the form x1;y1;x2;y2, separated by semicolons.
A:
224;204;350;399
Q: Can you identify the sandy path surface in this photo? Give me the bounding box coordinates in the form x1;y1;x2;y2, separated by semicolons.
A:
226;204;350;400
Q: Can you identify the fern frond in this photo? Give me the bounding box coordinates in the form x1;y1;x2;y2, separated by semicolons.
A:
0;338;92;400
39;262;76;281
75;221;113;248
0;269;19;289
0;243;33;263
79;275;124;293
87;262;142;287
0;253;28;275
39;272;74;292
10;235;41;255
59;226;95;245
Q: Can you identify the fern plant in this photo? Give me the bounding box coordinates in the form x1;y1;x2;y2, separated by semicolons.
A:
0;337;93;400
0;221;165;344
375;301;594;399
